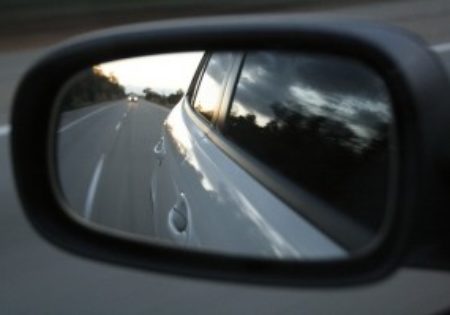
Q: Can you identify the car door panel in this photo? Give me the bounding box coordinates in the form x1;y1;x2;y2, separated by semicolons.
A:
157;99;346;259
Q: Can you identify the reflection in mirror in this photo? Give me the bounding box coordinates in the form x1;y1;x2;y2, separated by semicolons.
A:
55;51;394;261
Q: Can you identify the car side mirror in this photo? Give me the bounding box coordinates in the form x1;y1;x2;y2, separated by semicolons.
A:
11;15;450;286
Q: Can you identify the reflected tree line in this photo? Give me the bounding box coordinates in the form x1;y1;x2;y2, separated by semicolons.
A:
143;88;184;109
225;102;389;232
59;65;186;113
219;51;393;234
59;66;126;111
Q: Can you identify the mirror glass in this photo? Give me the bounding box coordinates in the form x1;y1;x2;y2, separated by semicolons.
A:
54;51;394;261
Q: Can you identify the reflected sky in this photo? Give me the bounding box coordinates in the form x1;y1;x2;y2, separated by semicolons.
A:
98;52;204;96
193;53;234;121
231;52;392;151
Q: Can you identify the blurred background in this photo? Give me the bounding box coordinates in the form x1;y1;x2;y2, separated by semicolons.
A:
2;0;450;50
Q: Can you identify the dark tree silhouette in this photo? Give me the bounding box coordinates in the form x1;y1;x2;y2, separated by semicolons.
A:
59;66;126;111
143;88;184;109
224;102;389;232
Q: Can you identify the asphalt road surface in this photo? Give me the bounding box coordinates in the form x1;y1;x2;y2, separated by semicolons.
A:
57;99;169;237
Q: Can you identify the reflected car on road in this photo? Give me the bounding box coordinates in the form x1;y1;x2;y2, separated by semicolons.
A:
128;94;139;102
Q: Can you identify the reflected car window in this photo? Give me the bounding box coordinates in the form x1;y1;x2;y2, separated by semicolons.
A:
193;52;234;122
223;51;393;232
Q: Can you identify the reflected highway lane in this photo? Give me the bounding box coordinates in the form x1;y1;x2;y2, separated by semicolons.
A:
57;99;169;236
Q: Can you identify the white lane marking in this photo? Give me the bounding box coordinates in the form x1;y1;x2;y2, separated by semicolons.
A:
84;154;106;219
123;112;128;119
58;106;110;133
115;121;122;131
431;42;450;53
0;125;10;137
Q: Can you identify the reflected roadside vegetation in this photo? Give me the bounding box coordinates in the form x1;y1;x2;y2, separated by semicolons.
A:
224;52;392;234
58;66;126;111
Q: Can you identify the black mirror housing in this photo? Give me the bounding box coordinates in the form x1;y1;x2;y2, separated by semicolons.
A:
11;14;450;286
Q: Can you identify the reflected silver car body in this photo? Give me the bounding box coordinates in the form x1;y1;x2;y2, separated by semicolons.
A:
150;97;346;259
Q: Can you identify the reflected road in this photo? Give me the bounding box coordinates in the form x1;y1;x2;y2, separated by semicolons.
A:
57;99;169;236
